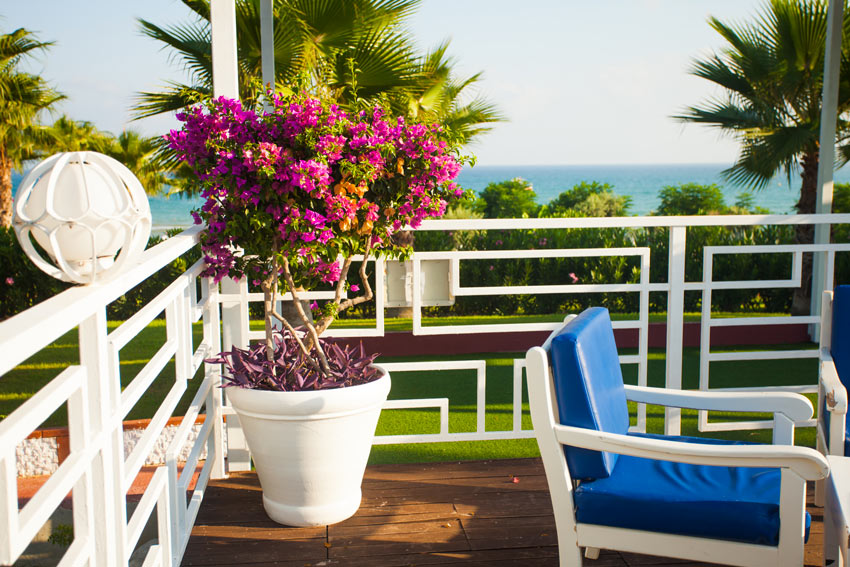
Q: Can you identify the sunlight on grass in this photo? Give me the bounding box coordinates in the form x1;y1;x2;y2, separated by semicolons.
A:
1;316;819;465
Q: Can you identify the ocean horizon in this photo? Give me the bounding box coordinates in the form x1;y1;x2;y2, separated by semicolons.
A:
14;162;850;232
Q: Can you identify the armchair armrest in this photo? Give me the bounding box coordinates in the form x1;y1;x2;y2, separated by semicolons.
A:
623;385;813;422
821;349;848;415
552;424;829;481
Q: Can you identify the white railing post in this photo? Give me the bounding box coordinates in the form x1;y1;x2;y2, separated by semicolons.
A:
636;250;650;432
68;366;95;567
79;309;126;566
220;277;251;472
165;296;187;561
665;226;687;436
205;276;227;480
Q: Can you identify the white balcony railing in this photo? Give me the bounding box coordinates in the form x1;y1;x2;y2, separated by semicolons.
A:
1;214;850;566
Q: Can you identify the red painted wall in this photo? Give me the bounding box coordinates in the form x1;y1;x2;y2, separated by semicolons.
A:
332;322;813;357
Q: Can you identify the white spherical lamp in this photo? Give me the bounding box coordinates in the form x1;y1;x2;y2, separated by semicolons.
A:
12;152;152;284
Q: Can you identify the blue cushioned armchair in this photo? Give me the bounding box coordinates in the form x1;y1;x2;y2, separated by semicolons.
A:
526;307;828;567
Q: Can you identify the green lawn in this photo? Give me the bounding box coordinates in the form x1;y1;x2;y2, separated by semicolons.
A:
368;344;818;464
0;315;817;466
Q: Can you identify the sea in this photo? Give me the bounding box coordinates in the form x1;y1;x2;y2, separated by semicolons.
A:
14;163;850;232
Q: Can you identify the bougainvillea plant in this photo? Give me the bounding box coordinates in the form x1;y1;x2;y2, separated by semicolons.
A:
166;90;464;390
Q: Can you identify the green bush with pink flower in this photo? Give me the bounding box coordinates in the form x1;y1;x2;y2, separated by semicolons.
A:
166;90;464;387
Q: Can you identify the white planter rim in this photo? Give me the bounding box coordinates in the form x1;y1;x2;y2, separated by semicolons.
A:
226;366;390;420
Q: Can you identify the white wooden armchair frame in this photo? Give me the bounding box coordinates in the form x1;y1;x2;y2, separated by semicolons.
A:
816;289;849;508
527;318;829;567
818;289;848;457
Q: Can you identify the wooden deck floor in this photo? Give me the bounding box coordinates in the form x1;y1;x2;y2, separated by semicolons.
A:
182;458;825;567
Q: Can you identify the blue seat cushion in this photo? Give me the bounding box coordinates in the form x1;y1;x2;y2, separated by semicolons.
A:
549;307;630;480
574;432;811;545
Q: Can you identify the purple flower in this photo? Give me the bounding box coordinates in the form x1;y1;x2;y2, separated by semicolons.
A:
164;90;465;310
310;301;319;310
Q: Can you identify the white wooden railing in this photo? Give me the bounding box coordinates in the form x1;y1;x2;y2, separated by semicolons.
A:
0;226;224;567
2;213;850;565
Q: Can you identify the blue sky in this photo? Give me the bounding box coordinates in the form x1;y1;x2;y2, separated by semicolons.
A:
4;0;767;166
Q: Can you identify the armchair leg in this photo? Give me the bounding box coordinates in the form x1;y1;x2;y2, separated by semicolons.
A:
584;546;600;560
816;435;826;507
556;532;583;567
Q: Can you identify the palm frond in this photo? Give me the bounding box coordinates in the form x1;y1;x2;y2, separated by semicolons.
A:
138;18;212;85
132;83;210;119
0;28;53;68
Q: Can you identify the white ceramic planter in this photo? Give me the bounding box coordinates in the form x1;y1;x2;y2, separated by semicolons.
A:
225;368;390;527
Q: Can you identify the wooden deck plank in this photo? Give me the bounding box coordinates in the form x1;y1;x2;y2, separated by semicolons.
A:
182;457;825;567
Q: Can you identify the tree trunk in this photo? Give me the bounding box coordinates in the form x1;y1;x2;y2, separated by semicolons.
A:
0;147;13;229
790;150;819;315
262;281;276;364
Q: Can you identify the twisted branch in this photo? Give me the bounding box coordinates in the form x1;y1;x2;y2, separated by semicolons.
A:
280;257;331;374
269;307;324;374
315;238;375;336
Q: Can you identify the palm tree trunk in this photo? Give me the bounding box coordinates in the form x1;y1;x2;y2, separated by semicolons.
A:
0;146;13;229
791;150;819;315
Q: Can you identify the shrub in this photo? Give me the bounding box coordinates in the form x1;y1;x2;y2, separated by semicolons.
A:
540;181;632;217
0;227;201;322
0;226;70;320
472;177;539;218
655;183;728;215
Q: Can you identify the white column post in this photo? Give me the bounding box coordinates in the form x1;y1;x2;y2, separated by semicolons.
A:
79;310;125;566
260;0;275;112
665;226;687;436
812;0;844;322
210;0;252;473
210;0;240;100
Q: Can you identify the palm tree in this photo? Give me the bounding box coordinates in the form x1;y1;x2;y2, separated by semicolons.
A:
41;117;167;194
405;41;505;144
134;0;423;118
0;28;64;228
104;130;169;196
678;0;850;314
134;0;503;192
47;115;114;153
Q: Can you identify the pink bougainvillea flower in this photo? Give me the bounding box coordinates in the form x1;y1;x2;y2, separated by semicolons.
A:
5;277;13;285
569;273;579;283
165;89;465;329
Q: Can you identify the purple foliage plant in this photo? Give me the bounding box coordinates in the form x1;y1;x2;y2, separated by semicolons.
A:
209;329;380;391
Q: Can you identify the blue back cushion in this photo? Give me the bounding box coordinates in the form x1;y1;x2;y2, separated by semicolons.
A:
832;285;850;391
548;307;630;480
